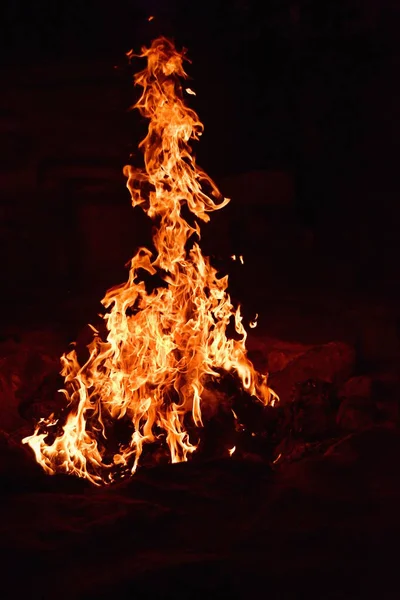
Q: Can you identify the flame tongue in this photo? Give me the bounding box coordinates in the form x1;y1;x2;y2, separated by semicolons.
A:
23;38;277;485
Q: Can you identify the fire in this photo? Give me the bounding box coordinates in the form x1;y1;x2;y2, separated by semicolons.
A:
249;313;258;329
23;38;277;485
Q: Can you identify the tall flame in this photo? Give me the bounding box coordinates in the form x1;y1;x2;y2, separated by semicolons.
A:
23;38;277;485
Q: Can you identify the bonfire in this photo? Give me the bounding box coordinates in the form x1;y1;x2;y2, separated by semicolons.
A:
23;37;277;485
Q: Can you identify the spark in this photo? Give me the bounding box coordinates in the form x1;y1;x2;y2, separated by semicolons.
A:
249;313;258;328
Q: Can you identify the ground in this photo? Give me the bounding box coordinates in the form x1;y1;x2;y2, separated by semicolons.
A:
1;276;399;599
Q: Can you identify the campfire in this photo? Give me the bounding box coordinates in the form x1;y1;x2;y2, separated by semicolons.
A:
23;37;277;485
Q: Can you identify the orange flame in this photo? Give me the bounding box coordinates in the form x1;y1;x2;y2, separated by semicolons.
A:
23;38;277;485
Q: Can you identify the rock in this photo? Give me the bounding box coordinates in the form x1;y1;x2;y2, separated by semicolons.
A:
336;396;377;432
336;374;375;432
246;336;311;376
267;350;291;373
269;379;339;465
0;328;63;433
376;397;399;429
270;341;355;403
337;373;400;432
339;375;373;399
372;373;400;428
290;379;337;440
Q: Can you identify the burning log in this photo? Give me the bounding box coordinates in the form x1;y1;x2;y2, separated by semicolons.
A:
22;38;278;485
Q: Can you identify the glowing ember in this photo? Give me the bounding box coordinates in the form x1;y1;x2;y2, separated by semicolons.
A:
23;37;277;485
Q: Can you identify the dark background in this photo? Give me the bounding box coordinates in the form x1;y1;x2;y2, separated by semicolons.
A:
1;0;399;330
2;6;400;597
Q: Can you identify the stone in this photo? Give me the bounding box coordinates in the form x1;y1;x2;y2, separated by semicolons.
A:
290;379;337;440
336;396;377;432
269;341;355;403
246;336;311;375
336;375;376;432
337;373;400;432
372;373;400;428
339;375;373;400
0;328;63;433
